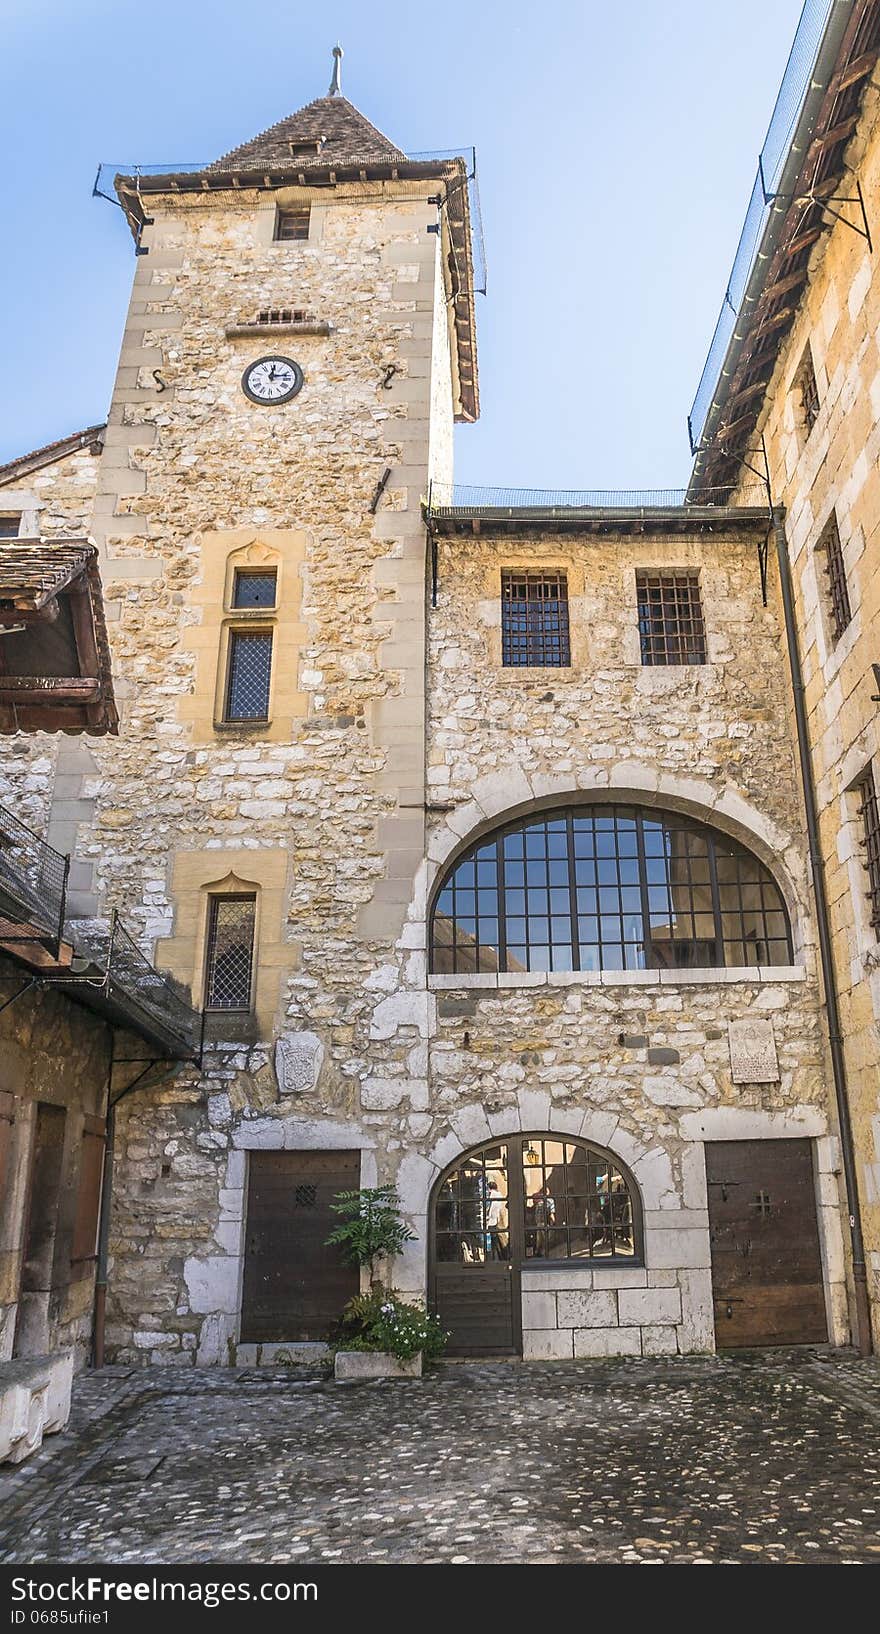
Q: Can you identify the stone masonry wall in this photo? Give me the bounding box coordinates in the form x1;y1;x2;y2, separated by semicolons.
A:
732;72;880;1338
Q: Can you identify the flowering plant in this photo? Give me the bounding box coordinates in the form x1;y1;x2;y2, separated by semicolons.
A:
331;1289;448;1362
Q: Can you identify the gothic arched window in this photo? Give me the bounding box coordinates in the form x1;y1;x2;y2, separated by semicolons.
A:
430;804;792;975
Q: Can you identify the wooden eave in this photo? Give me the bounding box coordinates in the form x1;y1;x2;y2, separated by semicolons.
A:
0;540;118;735
424;505;771;539
694;0;880;495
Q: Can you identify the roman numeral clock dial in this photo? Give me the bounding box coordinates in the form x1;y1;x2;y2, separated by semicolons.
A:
242;355;304;405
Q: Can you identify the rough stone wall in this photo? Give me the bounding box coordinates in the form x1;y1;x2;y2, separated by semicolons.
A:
5;173;845;1365
55;183;459;1362
732;72;880;1339
418;525;846;1356
0;446;102;834
0;958;111;1370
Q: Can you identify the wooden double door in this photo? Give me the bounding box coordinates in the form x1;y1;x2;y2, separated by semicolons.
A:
706;1139;828;1348
241;1150;359;1344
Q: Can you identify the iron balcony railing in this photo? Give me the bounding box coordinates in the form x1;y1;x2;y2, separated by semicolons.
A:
0;805;69;956
0;800;201;1059
68;911;202;1061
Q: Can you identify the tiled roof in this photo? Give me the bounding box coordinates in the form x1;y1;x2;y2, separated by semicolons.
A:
0;425;105;487
0;540;95;612
209;94;403;171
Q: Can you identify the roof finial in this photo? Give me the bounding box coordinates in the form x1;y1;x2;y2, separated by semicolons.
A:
328;43;343;97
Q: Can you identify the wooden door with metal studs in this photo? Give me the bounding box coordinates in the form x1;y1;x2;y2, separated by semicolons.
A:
705;1138;827;1348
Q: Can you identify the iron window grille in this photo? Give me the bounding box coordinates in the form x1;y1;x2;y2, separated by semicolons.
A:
205;894;256;1011
795;347;820;435
232;568;277;609
275;207;311;241
224;629;273;721
817;514;852;642
430;804;793;976
501;570;570;667
0;515;21;538
857;766;880;934
636;571;706;666
434;1136;640;1266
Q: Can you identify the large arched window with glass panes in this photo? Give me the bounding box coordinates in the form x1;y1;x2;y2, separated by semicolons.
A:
430;804;793;975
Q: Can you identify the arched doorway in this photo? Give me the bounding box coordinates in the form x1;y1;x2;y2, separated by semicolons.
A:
429;1135;643;1356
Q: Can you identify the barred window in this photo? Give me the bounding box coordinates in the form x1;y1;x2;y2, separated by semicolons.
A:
430;804;793;975
275;207;310;241
0;515;21;538
817;513;852;642
205;895;256;1010
637;571;706;665
434;1136;640;1267
795;347;820;434
501;571;570;667
225;630;273;721
857;767;880;933
232;568;277;609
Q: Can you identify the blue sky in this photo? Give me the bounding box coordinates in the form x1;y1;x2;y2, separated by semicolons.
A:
0;0;803;487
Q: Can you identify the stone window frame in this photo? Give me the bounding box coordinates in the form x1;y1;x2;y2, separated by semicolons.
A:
477;555;588;679
842;755;880;955
0;491;41;538
809;507;860;680
215;544;283;731
158;850;292;1042
793;343;821;440
256;195;326;249
178;528;309;745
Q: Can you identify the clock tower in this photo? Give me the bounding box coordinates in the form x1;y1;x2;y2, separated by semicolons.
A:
85;53;480;1361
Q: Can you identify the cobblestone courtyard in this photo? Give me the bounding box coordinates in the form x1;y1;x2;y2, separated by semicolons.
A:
2;1354;880;1565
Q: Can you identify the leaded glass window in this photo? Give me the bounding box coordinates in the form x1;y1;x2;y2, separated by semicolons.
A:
232;569;277;609
225;629;273;721
430;804;793;974
205;895;256;1010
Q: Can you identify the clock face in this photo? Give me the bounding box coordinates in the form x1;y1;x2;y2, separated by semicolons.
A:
242;355;304;405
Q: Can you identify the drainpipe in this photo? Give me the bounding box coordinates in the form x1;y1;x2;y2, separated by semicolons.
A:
773;506;872;1356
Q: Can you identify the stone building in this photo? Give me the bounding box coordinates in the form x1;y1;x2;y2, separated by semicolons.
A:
0;41;867;1365
0;432;199;1457
689;0;880;1349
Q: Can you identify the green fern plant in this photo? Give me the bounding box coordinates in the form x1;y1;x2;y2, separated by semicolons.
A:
325;1184;415;1288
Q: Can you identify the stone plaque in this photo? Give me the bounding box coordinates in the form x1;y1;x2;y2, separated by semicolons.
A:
275;1031;324;1095
728;1018;779;1084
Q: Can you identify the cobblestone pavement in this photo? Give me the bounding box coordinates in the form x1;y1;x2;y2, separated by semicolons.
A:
2;1352;880;1564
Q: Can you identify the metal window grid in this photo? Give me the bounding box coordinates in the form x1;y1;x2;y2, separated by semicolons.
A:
232;569;277;609
225;629;273;720
0;516;21;538
796;350;821;433
817;515;852;642
430;805;793;976
500;570;570;667
636;572;706;666
858;767;880;932
205;895;256;1011
434;1136;637;1265
275;208;310;241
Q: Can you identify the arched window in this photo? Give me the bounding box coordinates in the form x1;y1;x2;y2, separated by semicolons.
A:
430;803;793;974
433;1135;642;1267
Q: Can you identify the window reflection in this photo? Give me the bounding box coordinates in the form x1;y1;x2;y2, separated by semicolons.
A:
431;805;792;975
434;1138;638;1265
